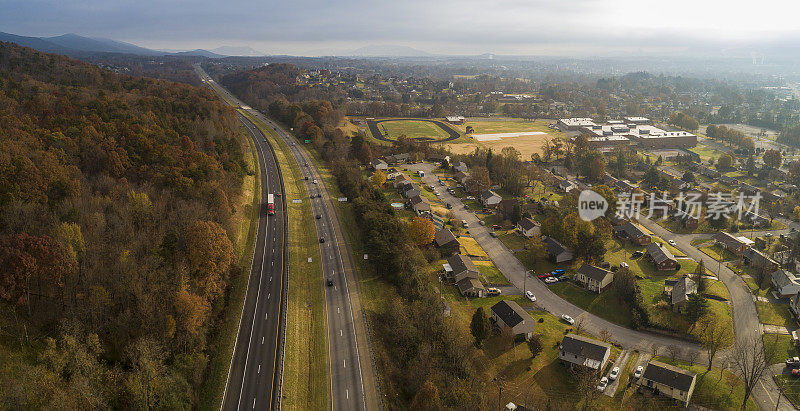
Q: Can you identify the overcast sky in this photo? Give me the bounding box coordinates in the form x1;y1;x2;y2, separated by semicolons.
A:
2;0;800;56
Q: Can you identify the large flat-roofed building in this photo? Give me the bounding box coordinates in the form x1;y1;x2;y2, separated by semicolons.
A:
623;116;652;125
557;118;596;131
580;123;697;149
632;130;697;149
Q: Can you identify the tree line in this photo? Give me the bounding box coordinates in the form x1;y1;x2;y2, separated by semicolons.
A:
0;43;246;408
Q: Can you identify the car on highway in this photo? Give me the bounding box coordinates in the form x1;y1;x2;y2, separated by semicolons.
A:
326;278;334;287
786;357;800;368
446;203;452;209
304;176;309;180
319;238;325;243
609;367;620;380
525;291;536;302
634;366;643;379
562;314;575;325
316;214;321;219
668;240;676;246
487;287;501;296
479;220;486;226
313;179;318;184
490;232;498;238
597;377;608;391
766;232;773;237
462;220;468;227
544;276;559;284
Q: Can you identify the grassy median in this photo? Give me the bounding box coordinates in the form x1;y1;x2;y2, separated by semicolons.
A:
200;124;261;409
240;110;328;410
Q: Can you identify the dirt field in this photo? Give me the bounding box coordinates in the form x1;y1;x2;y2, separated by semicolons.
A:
444;133;553;158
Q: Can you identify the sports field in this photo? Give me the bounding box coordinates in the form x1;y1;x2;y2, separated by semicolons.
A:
380;119;451;140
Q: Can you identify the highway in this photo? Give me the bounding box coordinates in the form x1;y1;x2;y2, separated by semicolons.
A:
196;65;379;410
195;66;288;410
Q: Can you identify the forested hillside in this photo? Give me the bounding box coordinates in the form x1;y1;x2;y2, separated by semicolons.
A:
0;42;247;408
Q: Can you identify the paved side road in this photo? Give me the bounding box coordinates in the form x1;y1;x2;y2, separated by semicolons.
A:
407;163;705;357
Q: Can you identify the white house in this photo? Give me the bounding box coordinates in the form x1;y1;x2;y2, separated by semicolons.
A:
516;217;541;238
370;158;388;171
639;360;697;407
490;300;535;339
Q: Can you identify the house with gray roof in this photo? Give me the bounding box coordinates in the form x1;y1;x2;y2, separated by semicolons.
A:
665;275;697;312
639;360;697;406
614;222;652;245
575;264;614;293
408;195;431;214
371;158;388;171
771;270;800;298
490;300;535;339
444;254;479;283
558;333;611;371
743;248;779;273
543;236;574;263
434;228;460;256
480;190;502;207
646;242;677;270
516;217;541;238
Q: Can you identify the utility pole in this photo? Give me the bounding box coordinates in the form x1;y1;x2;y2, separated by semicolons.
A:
497;377;503;411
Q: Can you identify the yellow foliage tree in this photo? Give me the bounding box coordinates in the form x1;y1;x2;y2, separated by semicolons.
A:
371;170;386;187
409;216;435;247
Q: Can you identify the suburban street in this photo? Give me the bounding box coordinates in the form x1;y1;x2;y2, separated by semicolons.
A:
408;162;796;410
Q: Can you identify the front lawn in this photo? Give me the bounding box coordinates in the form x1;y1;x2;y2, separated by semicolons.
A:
459;236;489;257
476;261;510;285
654;357;756;410
699;244;738;262
549;281;633;326
775;375;800;409
756;301;795;327
763;333;799;362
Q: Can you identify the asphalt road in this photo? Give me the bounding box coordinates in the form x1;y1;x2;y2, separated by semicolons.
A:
196;66;288;410
195;65;379;410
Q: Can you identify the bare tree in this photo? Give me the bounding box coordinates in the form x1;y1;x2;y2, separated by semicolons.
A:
667;344;682;362
686;349;700;366
599;328;612;343
697;314;734;371
573;367;601;408
650;343;661;358
574;317;585;334
729;335;776;408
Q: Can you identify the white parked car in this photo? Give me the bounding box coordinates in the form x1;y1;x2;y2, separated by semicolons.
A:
525;291;536;302
545;276;558;284
634;366;643;379
620;262;629;269
466;196;475;200
597;377;608;391
668;240;676;246
562;314;575;325
609;367;620;380
313;179;318;184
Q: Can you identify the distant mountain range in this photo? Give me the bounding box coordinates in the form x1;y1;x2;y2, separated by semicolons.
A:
0;32;265;57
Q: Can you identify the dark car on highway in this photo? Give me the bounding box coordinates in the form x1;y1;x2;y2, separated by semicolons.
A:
326;278;334;287
319;238;325;243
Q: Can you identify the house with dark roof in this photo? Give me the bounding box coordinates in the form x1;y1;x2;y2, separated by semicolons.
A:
575;264;614;293
614;222;652;245
614;179;638;193
393;174;411;188
402;184;421;198
453;161;469;173
558;333;611;371
516;217;541;238
741;211;769;228
386;153;410;165
543;236;574;263
771;270;800;298
457;278;485;298
790;293;800;320
646;243;678;270
408;195;431;214
490;300;535;339
434;228;460;256
480;190;502;207
443;254;484;298
743;248;779;273
638;360;697;406
557;179;578;193
713;232;751;255
665;275;697;312
371;158;388;171
454;171;471;186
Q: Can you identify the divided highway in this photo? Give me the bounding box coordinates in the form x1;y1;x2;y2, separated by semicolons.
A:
197;65;379;410
196;66;288;410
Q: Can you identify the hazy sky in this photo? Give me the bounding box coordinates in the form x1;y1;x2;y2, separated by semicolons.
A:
2;0;800;55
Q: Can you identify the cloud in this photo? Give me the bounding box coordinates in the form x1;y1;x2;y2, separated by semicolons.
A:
1;0;799;55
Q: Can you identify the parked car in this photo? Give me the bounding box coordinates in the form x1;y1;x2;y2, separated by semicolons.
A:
490;232;498;238
525;291;536;302
492;224;502;230
446;203;452;209
786;357;800;368
466;196;476;200
487;287;501;296
792;369;800;377
597;377;608;391
538;273;551;280
462;220;468;227
479;220;486;226
313;179;318;184
634;366;643;379
545;277;558;284
620;262;629;269
609;367;620;380
631;251;643;258
766;232;773;237
562;314;575;325
552;269;566;276
558;275;569;282
668;240;676;246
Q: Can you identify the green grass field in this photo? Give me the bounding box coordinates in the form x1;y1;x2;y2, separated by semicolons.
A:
240;111;328;410
378;119;452;140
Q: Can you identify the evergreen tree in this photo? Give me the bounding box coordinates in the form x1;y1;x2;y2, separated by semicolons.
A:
470;307;490;347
